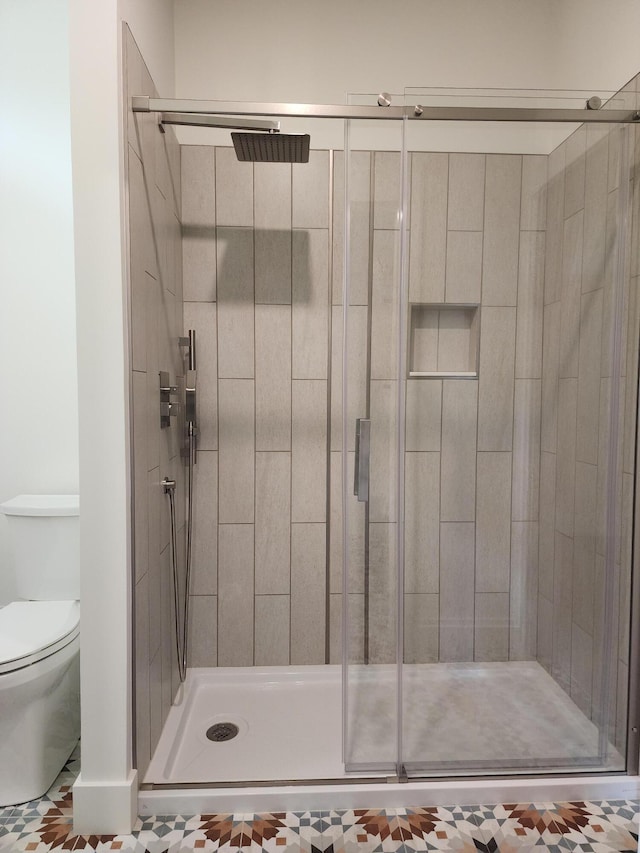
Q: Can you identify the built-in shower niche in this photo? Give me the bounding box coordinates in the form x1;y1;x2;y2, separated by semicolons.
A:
408;303;479;378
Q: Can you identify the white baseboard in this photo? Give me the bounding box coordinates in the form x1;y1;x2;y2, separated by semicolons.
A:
73;770;138;834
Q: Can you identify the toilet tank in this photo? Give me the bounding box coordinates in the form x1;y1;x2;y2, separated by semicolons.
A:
0;495;80;601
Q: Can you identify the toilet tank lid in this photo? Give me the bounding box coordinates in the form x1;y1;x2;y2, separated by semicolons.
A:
0;495;80;517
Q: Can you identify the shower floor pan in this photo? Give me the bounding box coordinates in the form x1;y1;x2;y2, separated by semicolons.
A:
144;662;623;786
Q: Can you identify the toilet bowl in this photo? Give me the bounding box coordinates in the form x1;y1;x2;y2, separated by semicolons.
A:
0;496;80;806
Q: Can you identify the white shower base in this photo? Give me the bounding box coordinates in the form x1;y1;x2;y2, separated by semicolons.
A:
144;661;623;787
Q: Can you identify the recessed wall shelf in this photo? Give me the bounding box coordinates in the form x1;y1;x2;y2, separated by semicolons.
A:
408;303;480;379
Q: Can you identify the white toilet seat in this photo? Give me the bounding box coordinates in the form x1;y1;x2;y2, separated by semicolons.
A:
0;600;80;674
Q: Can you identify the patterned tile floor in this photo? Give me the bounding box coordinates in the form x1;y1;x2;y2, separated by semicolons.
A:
0;746;638;852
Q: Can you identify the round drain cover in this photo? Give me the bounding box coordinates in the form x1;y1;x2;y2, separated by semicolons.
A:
206;722;239;742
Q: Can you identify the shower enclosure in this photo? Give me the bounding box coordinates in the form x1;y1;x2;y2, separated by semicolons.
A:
125;28;640;793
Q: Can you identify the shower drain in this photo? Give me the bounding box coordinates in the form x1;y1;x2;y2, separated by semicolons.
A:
206;722;239;742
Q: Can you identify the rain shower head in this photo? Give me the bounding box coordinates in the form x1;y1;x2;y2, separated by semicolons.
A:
232;132;310;163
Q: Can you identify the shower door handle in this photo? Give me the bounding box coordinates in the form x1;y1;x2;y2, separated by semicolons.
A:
354;418;371;503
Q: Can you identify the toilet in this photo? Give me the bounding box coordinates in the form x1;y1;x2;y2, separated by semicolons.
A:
0;495;80;806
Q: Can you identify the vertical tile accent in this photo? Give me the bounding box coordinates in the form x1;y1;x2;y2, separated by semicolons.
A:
440;522;475;661
191;450;218;595
409;152;448;303
218;379;255;523
445;231;483;303
447;154;485;231
440;380;477;521
332;150;372;306
559;210;584;379
512;379;541;522
373;151;402;230
482;154;522;306
218;524;254;666
404;452;439;594
369;380;398;523
292;151;329;228
477;307;516;451
475;593;509;661
555;377;578;538
291;523;326;663
541;301;561;453
255;304;291;450
255;452;291;595
520;155;547;231
181;146;216;302
215;147;253;226
216;227;254;379
184;301;217;451
291;380;327;522
476;452;512;592
371;230;400;380
576;288;603;465
404;594;439;663
292;228;329;379
188;595;218;667
515;231;545;378
405;380;442;452
254;595;290;666
510;521;538;660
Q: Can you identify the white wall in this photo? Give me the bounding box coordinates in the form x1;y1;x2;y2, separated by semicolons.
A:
0;0;79;606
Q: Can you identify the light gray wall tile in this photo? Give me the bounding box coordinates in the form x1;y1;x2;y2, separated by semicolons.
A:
404;594;439;663
515;231;545;378
512;379;541;522
255;304;291;450
475;593;509;661
538;451;556;601
482;155;522;306
559;210;584;379
447;153;485;231
404;452;439;594
217;227;254;378
510;521;538;660
333;150;371;306
218;524;254;666
215;147;253;226
445;231;482;303
184;301;217;450
330;450;365;595
440;522;475;661
291;380;327;522
406;380;442;452
254;162;291;229
149;647;163;753
520;155;547;231
555;377;578;538
188;595;218;667
476;452;512;593
537;593;553;673
135;571;150;774
544;145;565;305
292;228;329;379
582;127;608;293
371;230;400;380
255;452;291;595
132;371;149;583
572;461;597;635
570;622;593;716
331;593;365;664
369;380;398;523
218;379;255;523
409;152;448;303
437;308;478;374
477;307;516;451
293;150;329;228
331;304;368;452
409;305;438;373
552;531;574;692
291;523;326;664
440;380;477;521
128;145;157;283
181;146;216;302
191;450;218;595
576;289;603;465
369;523;397;664
373;151;402;230
255;230;292;305
541;301;560;453
255;595;290;665
564;126;587;219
